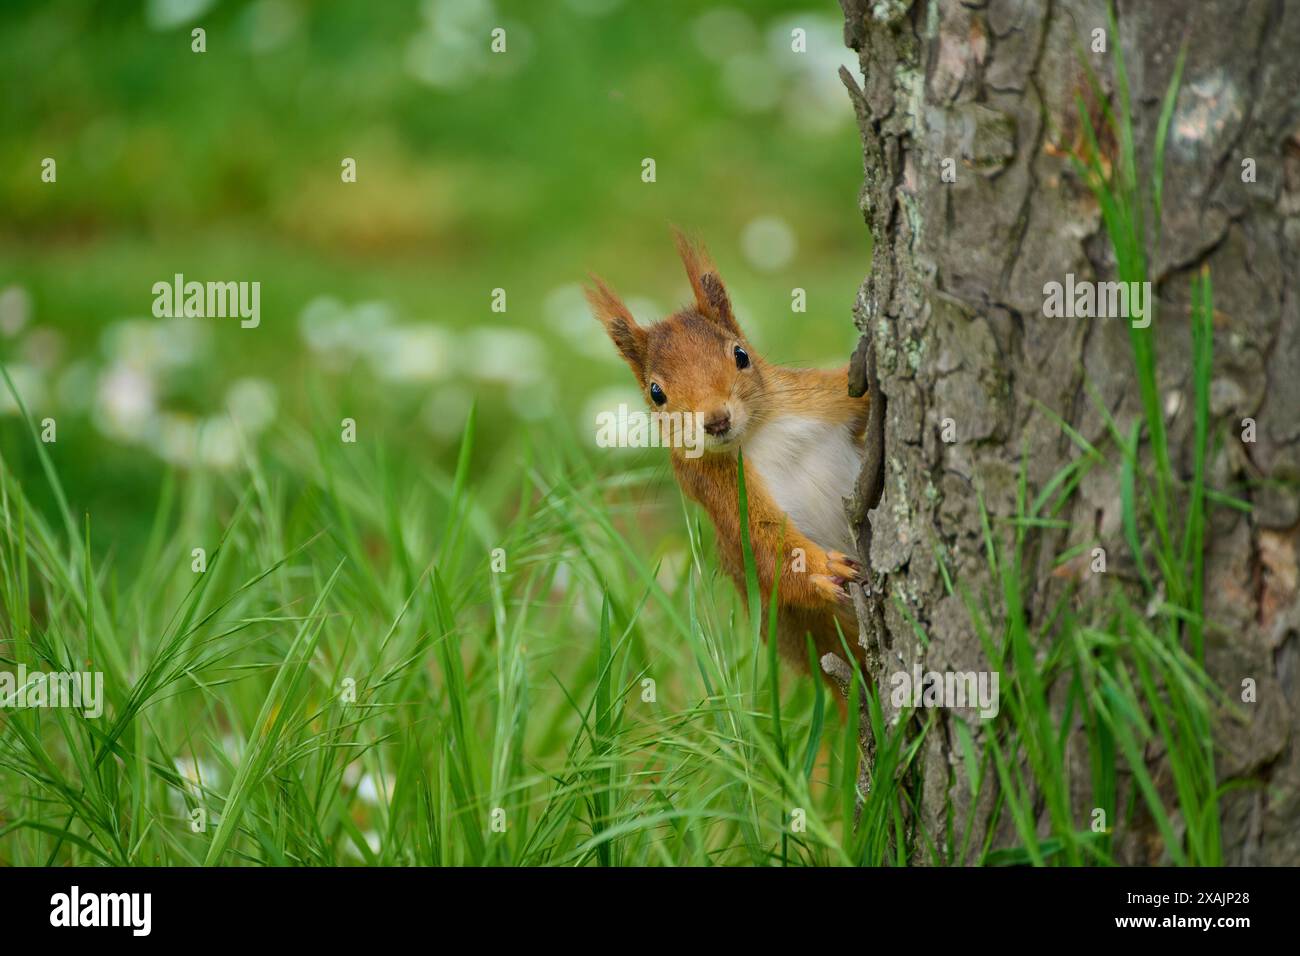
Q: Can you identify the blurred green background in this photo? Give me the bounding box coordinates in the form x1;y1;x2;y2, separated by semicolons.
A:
0;0;868;560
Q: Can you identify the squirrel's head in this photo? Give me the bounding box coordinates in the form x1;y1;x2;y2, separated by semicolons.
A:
587;232;767;453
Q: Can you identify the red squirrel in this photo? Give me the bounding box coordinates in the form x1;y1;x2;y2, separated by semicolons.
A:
587;232;870;674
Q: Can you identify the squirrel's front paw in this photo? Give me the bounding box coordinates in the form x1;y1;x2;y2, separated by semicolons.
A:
810;552;860;607
826;551;862;581
790;549;862;609
810;573;854;607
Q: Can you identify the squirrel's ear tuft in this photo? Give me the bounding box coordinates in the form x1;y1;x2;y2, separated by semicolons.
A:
673;228;740;337
585;276;648;385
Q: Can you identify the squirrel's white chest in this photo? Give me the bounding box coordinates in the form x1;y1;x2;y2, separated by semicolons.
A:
742;415;863;556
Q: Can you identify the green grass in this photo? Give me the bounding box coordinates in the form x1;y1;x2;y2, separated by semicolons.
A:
0;311;1233;866
1;365;893;865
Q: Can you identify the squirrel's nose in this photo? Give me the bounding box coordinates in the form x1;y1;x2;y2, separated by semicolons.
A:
703;411;731;436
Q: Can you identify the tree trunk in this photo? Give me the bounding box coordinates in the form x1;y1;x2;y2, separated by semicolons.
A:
838;0;1300;864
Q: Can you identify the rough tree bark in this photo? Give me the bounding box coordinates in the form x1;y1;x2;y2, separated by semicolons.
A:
837;0;1300;864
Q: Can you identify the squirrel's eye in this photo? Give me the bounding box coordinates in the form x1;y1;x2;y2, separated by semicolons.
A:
734;345;750;370
650;382;667;406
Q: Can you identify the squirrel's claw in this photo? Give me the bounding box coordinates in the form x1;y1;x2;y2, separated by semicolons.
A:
826;551;862;582
810;573;853;608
